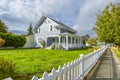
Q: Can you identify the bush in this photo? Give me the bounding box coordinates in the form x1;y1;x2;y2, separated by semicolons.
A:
40;40;45;48
51;44;55;49
0;32;26;48
0;57;15;79
87;47;99;53
0;38;5;47
14;35;26;48
58;44;63;50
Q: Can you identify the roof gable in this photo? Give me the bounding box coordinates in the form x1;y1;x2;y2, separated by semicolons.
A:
33;15;76;33
33;16;46;32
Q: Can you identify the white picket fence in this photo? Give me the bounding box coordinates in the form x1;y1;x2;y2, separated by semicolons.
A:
31;46;108;80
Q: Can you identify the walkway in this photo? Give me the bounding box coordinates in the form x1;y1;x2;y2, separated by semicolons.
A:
85;48;120;80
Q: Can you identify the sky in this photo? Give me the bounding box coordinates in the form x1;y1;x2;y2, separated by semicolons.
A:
0;0;120;36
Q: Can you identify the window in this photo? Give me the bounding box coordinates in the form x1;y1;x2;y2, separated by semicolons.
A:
50;25;52;31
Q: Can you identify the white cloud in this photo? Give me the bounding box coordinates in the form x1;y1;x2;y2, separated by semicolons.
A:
0;0;80;32
6;0;78;22
0;0;120;34
73;0;120;35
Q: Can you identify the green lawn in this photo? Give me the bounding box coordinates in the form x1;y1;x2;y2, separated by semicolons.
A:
113;48;120;59
0;48;89;80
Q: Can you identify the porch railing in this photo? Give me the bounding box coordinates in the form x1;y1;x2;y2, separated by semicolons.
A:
54;43;83;49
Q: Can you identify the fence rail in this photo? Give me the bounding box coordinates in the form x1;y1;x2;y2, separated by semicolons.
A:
32;46;108;80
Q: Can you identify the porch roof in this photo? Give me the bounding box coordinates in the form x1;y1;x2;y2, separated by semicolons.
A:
47;33;82;38
59;33;81;38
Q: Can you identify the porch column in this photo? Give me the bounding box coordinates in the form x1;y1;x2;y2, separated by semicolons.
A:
76;38;78;48
79;38;80;48
74;37;76;47
77;38;78;48
71;37;72;47
58;36;61;44
66;36;68;50
80;38;82;48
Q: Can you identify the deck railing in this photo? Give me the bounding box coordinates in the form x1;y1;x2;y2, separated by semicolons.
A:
32;46;108;80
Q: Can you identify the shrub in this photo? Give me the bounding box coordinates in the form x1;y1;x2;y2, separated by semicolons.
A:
51;43;55;49
40;40;46;48
87;47;99;53
0;57;15;79
14;35;26;48
0;38;5;47
0;32;26;48
58;44;63;50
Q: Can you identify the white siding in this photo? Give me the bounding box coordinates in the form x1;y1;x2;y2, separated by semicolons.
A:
35;18;61;47
23;35;35;48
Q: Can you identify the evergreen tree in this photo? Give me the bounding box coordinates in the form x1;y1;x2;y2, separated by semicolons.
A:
27;23;33;35
0;20;7;33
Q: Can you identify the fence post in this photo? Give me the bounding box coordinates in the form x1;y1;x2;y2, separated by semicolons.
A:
43;72;49;80
63;64;67;80
51;68;56;80
80;54;84;80
58;66;62;80
31;75;38;80
67;62;71;80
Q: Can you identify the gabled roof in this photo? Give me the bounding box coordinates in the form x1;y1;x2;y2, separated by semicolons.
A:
33;15;77;33
33;16;47;32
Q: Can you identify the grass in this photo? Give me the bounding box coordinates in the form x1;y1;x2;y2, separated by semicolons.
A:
0;48;90;80
112;48;120;59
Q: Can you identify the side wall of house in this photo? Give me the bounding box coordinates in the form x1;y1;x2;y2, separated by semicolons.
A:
23;35;35;48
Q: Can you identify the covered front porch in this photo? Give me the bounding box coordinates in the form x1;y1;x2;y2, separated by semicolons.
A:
47;33;84;50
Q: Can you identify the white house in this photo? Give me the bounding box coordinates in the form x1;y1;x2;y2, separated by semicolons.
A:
32;15;84;50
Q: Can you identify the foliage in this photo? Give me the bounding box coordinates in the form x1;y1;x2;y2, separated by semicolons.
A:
93;3;120;47
82;34;90;45
0;48;89;79
87;47;99;53
0;20;7;33
112;48;120;59
27;23;33;35
14;35;26;48
0;57;15;79
87;38;97;46
40;40;46;48
0;38;5;47
51;43;55;49
58;44;63;50
0;32;26;48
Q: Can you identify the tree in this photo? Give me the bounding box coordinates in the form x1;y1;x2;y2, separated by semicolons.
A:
0;20;7;33
87;38;97;46
0;37;5;47
93;3;120;48
82;34;90;45
0;32;26;48
27;23;33;35
14;34;26;48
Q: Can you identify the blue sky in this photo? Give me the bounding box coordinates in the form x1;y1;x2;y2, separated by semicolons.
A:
0;0;120;35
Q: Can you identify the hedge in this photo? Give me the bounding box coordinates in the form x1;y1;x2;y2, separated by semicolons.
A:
0;32;26;48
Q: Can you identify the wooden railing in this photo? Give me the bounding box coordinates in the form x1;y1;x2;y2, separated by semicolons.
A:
32;46;107;80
